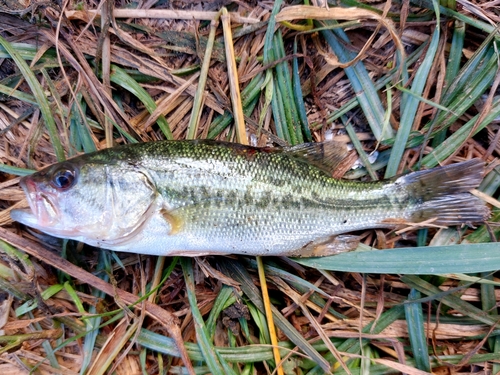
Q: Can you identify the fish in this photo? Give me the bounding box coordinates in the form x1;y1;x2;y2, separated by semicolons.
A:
10;140;490;257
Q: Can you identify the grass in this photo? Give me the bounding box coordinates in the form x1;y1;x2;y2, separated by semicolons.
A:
0;1;499;374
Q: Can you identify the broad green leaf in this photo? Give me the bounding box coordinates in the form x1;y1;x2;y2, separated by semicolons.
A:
295;242;500;274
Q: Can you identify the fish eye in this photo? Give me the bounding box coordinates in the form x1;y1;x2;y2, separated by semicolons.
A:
51;168;77;190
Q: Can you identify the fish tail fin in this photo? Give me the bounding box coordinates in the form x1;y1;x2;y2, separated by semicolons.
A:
396;159;490;226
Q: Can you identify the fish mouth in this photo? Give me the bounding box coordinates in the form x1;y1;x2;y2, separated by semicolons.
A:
11;176;59;227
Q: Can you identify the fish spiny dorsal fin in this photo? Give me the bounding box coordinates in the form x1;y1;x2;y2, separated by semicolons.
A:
282;141;350;175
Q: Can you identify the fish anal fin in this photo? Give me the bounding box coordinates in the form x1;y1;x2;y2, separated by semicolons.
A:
289;235;360;258
160;208;184;235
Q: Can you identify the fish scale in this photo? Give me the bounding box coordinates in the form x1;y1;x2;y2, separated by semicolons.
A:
11;140;490;257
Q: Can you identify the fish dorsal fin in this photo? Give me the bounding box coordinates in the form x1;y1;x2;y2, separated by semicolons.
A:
282;141;349;175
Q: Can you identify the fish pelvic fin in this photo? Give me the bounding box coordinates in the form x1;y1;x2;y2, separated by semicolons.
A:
397;159;490;226
288;235;360;258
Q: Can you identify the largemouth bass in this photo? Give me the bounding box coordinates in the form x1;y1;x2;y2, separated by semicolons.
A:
11;140;489;257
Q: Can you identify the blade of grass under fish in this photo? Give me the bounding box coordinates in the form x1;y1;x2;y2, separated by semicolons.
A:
479;166;500;196
384;0;440;178
180;258;234;375
465;210;500;244
295;242;500;274
225;7;282;369
217;258;331;372
109;64;172;139
186;18;218;140
404;289;431;372
320;24;394;142
293;38;312;142
401;275;499;326
0;35;65;161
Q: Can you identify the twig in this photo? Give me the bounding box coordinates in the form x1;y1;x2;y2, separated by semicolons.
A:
65;9;260;24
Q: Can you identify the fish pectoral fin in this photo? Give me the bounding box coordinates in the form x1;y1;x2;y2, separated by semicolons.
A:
160;208;184;235
289;235;361;258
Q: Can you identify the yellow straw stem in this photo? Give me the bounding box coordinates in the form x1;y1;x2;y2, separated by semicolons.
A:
221;7;247;145
187;16;219;139
256;256;284;375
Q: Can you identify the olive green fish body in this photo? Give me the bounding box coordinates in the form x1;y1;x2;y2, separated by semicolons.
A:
11;140;489;256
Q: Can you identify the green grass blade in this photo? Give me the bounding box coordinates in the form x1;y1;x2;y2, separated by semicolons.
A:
70;93;98;155
205;285;236;339
0;164;35;176
207;73;263;138
180;258;234;375
273;31;303;145
404;289;431;372
81;251;110;374
295;242;500;274
320;24;394;142
292;38;312;142
344;119;378;180
110;64;173;139
0;42;56;60
0;35;65;161
401;275;498;326
217;258;331;372
432;19;465;147
384;0;440;177
0;83;37;104
313;42;425;131
421;97;500;167
271;74;290;143
306;305;406;374
413;0;498;35
186;18;218;140
422;47;497;138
